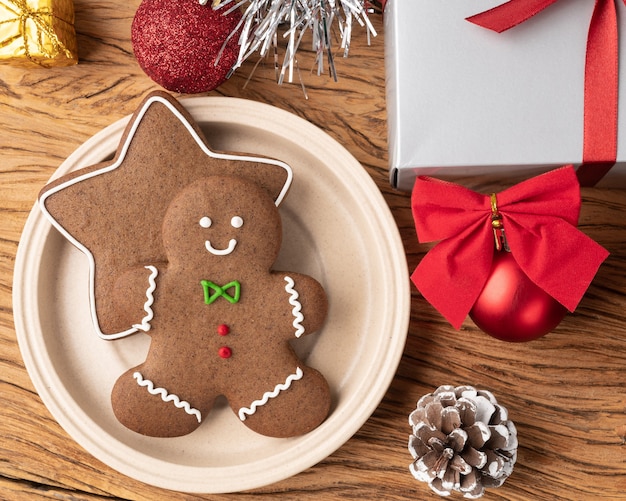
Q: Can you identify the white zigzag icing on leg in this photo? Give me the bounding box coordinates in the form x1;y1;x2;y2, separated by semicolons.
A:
132;265;158;332
133;371;201;423
238;367;304;421
284;276;305;338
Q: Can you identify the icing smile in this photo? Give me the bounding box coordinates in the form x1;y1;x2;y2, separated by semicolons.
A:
205;239;237;255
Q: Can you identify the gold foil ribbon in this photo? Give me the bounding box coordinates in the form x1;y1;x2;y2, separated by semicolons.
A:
0;0;75;66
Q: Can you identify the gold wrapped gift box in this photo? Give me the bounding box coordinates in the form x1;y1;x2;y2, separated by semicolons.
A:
0;0;77;67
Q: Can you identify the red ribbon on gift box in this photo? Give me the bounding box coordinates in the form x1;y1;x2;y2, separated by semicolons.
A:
411;166;609;329
467;0;624;186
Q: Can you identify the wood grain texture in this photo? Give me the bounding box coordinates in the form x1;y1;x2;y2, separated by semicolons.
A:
2;2;626;500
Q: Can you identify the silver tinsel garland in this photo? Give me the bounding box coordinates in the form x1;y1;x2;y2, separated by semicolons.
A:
209;0;377;85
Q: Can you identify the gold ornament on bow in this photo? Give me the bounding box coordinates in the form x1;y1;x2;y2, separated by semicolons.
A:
0;0;77;66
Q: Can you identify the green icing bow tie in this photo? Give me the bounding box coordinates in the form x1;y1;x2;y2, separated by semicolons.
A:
201;280;241;304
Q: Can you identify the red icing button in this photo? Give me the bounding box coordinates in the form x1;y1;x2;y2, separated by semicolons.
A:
218;346;232;359
217;324;230;336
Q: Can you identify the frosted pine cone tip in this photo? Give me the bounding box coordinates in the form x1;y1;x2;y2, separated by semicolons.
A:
408;385;517;498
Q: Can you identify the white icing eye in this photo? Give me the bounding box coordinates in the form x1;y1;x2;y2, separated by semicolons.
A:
199;216;212;228
231;216;244;228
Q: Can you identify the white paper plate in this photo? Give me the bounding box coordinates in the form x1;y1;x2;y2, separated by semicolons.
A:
13;97;410;493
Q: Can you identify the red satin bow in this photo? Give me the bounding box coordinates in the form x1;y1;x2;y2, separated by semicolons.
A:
411;166;609;329
467;0;623;187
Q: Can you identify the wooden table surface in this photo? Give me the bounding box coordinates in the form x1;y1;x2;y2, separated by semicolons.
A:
3;2;626;500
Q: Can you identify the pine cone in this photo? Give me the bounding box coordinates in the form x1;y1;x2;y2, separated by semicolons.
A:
408;385;517;498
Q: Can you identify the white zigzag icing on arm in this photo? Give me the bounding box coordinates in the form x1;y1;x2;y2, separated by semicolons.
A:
284;276;305;338
132;265;158;332
133;372;202;423
238;367;304;421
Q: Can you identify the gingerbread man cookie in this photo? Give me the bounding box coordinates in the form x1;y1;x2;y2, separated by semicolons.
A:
39;91;331;438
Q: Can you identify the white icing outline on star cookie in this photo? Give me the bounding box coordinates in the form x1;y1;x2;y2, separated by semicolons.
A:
38;94;293;341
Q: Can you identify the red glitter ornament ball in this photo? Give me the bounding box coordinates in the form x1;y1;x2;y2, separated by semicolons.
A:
469;251;568;342
132;0;242;94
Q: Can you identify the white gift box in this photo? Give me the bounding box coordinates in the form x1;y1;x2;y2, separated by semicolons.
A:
385;0;626;191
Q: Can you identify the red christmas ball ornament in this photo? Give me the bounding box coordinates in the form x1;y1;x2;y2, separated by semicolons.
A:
132;0;242;94
469;251;567;342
